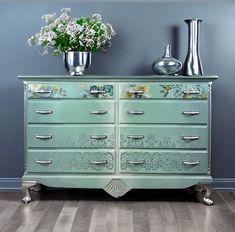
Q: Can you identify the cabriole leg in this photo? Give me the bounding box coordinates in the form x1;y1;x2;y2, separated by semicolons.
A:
193;184;214;206
22;181;37;204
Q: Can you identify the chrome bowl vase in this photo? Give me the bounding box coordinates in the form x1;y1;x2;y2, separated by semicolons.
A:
152;44;182;75
63;51;91;76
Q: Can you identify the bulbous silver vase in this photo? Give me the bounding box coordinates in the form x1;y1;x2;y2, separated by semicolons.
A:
63;51;91;76
152;44;182;75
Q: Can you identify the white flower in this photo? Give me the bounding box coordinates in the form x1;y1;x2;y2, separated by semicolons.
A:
42;13;56;24
61;8;71;13
92;13;102;22
106;23;116;36
66;22;83;37
59;12;70;22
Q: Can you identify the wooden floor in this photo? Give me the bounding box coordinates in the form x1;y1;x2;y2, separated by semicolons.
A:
0;189;234;232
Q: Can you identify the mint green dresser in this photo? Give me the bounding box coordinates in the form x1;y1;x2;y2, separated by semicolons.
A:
19;75;218;205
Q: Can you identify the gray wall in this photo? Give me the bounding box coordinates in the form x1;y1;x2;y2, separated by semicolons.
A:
0;2;235;184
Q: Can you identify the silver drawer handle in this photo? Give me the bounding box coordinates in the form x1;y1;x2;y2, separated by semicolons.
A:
182;111;200;116
183;161;200;165
35;90;52;94
90;160;107;165
35;110;53;115
182;136;200;141
90;89;107;94
127;160;145;164
127;135;145;139
90;110;108;115
183;90;200;94
127;89;144;94
35;135;52;140
36;160;52;165
127;110;144;115
90;135;107;140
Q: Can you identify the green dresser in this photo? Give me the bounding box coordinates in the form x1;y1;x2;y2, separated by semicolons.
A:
19;75;217;205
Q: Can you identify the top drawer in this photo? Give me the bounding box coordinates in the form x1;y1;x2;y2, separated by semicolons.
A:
27;82;114;99
119;82;208;100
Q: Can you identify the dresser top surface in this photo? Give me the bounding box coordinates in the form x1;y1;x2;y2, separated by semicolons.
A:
18;75;218;82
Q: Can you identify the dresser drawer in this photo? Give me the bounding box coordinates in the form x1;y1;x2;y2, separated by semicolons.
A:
120;125;208;149
27;150;115;173
27;100;115;123
120;150;208;174
120;82;208;99
27;82;114;99
120;100;208;124
27;125;115;148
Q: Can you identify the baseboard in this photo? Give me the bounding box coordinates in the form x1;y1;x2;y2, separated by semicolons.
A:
0;178;21;191
0;178;235;191
213;178;235;191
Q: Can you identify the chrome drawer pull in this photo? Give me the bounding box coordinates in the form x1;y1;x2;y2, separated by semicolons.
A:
90;89;107;94
35;110;53;115
35;135;52;140
127;110;144;115
127;160;145;164
127;135;144;139
182;136;200;141
36;160;52;165
182;111;200;116
90;135;107;140
90;160;107;165
183;89;200;94
35;90;52;94
183;161;200;165
127;89;144;94
90;110;108;115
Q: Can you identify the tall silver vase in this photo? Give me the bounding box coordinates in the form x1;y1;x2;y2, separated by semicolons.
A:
63;51;91;76
183;19;203;76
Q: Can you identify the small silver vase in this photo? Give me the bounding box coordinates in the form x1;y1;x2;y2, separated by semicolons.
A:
63;51;91;76
152;44;182;75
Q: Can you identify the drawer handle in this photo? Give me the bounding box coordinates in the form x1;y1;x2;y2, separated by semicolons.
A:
90;160;107;165
127;135;145;139
90;110;108;115
182;136;200;141
183;89;200;94
127;110;144;115
90;89;107;94
127;89;144;94
90;135;107;140
35;135;52;140
182;111;200;116
127;160;145;164
183;161;200;165
35;110;53;115
35;90;52;94
36;160;52;165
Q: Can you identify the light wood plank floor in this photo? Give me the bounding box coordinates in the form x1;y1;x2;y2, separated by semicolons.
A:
0;189;234;232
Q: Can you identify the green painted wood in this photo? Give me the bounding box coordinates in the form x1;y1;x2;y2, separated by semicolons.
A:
27;125;115;148
27;82;114;99
119;100;208;124
27;100;115;123
119;150;208;174
27;150;115;173
119;125;208;149
119;82;208;99
22;174;213;189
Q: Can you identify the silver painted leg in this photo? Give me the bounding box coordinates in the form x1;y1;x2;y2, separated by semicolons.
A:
22;181;37;204
193;184;214;206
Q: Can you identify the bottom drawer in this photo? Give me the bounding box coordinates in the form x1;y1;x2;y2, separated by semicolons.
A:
120;150;208;174
27;150;115;173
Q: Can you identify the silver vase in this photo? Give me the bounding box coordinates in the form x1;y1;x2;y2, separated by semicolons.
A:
63;51;91;76
152;44;182;75
183;19;203;76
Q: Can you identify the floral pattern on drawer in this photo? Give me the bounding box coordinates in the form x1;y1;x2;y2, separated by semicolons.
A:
120;151;207;173
122;84;151;99
79;84;114;98
28;84;67;98
160;84;208;99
